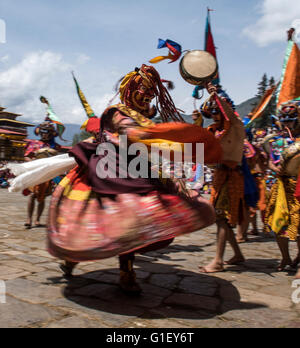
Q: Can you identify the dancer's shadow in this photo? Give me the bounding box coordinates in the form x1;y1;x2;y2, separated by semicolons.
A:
225;258;297;277
60;261;265;321
139;244;206;262
243;234;276;244
31;224;47;230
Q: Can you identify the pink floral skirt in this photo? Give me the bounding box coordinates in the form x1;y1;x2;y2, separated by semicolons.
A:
47;167;213;262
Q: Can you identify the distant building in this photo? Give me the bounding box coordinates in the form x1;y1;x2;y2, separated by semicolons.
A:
0;107;34;161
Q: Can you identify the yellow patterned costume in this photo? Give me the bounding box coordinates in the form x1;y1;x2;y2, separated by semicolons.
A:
265;177;300;240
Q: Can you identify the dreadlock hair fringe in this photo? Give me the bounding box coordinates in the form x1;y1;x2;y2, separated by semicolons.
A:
114;76;125;93
161;80;175;91
116;65;185;123
140;65;184;123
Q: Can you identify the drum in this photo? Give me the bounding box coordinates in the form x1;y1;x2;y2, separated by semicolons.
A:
179;50;218;86
282;142;300;177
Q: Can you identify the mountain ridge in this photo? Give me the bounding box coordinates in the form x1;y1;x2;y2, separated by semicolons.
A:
24;96;258;144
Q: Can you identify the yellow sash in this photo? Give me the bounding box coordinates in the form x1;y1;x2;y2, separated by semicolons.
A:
270;178;289;234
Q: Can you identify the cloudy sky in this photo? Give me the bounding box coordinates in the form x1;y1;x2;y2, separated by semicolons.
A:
0;0;300;125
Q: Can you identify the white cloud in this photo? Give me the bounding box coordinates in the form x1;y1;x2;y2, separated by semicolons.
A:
0;51;70;111
243;0;300;46
70;93;115;120
177;96;194;114
191;18;200;26
292;19;300;42
0;51;115;125
76;54;91;65
0;55;9;63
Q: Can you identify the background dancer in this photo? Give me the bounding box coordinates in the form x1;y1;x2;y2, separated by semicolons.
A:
23;97;65;229
199;83;246;273
236;136;267;242
24;121;61;229
264;100;300;273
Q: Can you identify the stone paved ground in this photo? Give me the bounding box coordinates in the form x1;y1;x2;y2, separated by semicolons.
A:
0;189;300;328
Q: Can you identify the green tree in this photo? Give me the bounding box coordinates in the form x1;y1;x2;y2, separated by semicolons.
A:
251;74;277;129
265;76;277;118
251;73;269;111
72;130;91;146
256;73;268;98
269;76;276;88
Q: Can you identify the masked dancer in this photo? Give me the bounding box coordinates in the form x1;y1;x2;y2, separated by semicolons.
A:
45;65;222;294
264;100;300;272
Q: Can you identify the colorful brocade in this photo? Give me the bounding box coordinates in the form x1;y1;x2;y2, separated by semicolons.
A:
24;140;57;201
265;177;300;241
296;173;300;203
25;140;49;158
254;176;267;221
47;166;209;262
210;165;245;226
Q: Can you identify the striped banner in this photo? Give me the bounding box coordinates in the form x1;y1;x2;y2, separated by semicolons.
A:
246;85;277;128
192;8;220;99
72;72;95;119
276;41;300;109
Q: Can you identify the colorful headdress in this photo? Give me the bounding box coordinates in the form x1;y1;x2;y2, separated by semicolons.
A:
34;121;58;149
255;129;267;138
40;96;66;141
278;100;300;123
34;121;57;136
200;98;217;119
200;88;235;119
119;64;184;123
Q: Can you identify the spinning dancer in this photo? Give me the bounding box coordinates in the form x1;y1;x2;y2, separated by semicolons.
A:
47;65;222;294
